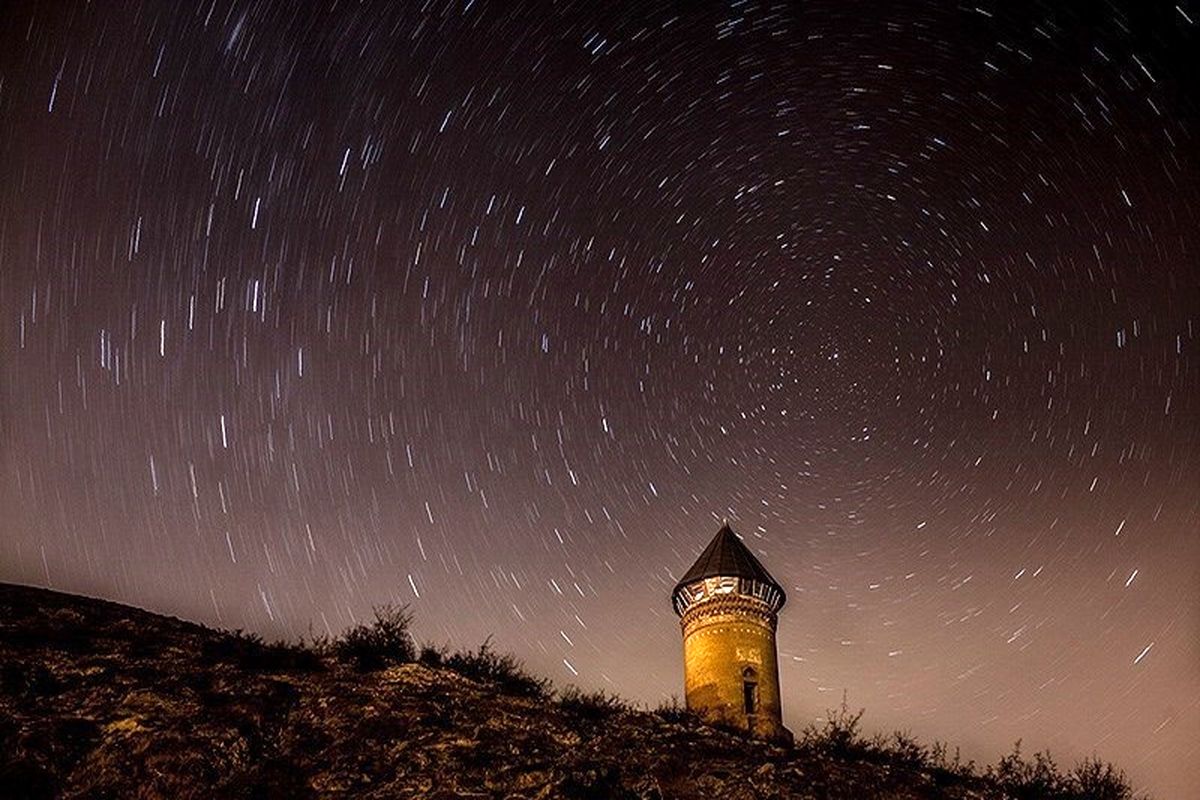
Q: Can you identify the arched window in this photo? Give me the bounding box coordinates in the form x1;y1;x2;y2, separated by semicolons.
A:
742;666;758;714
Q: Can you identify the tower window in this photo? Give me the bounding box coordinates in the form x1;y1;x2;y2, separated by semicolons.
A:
742;666;758;714
743;680;757;714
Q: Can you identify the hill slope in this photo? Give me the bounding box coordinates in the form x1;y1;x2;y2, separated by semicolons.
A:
0;583;1135;799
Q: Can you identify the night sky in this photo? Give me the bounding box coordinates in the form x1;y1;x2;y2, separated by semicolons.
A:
2;2;1198;796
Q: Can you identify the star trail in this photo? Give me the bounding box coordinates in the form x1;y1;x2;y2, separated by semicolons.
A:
1;2;1197;797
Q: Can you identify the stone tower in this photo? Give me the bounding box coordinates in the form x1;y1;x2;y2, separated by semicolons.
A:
671;523;790;742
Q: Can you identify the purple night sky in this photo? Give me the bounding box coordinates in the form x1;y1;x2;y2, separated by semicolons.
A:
2;3;1197;796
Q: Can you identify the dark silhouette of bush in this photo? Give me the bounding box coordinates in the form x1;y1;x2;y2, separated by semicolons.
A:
1071;757;1137;800
200;629;325;672
332;605;416;671
798;693;869;760
558;686;631;723
652;696;697;724
875;729;929;771
926;739;977;785
444;637;549;698
791;697;1138;799
257;638;325;672
991;742;1068;798
927;739;974;773
417;643;447;667
987;742;1141;800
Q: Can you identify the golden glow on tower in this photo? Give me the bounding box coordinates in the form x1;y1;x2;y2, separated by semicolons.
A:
672;525;790;742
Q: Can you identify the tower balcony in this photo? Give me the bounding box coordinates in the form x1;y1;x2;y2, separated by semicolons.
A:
672;575;785;618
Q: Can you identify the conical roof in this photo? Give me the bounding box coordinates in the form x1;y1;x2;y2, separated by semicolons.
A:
672;523;786;604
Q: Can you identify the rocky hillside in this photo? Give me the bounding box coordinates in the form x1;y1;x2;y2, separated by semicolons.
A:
0;583;1140;799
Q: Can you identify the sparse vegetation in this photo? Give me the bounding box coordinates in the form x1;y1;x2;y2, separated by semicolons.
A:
1071;757;1138;800
557;686;632;722
652;696;697;724
798;693;870;760
417;642;447;667
331;604;416;671
990;743;1067;799
874;729;931;772
794;696;1141;800
201;629;325;672
443;636;550;698
0;584;1148;799
986;742;1140;800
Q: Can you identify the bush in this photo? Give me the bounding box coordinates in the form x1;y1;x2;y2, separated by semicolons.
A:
879;729;929;771
788;697;1135;799
799;693;868;760
987;743;1139;800
333;605;416;671
444;637;550;698
418;643;447;667
255;638;325;672
653;697;696;724
1071;757;1136;800
990;742;1068;799
558;687;631;722
201;630;325;672
928;740;976;781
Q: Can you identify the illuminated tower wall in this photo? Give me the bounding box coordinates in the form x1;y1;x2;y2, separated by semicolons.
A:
672;524;790;742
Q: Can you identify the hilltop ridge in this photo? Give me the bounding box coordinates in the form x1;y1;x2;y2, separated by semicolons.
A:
0;583;1139;799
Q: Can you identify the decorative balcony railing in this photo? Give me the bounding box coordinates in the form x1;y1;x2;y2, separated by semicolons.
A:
672;575;785;616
